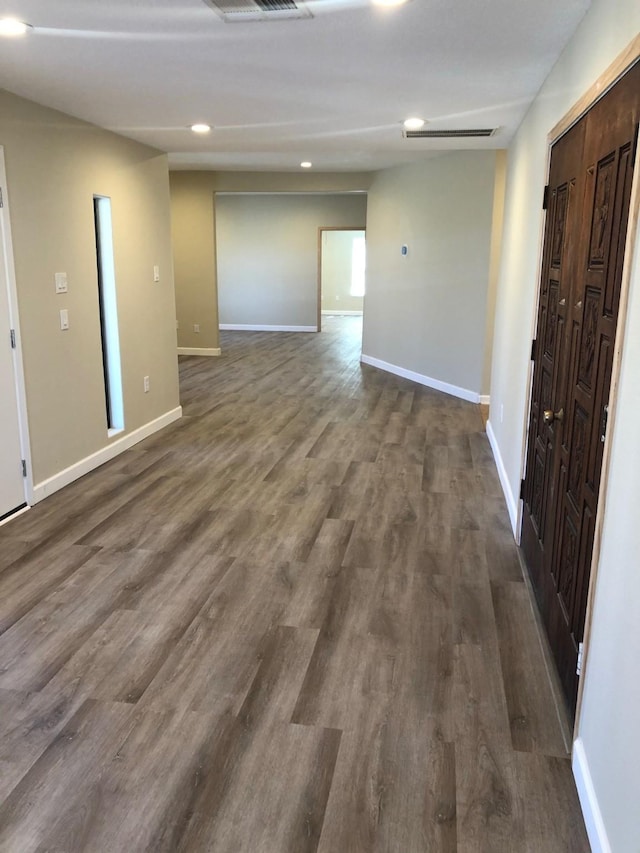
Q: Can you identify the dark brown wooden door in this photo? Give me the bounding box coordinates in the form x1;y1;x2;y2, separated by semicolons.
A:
522;60;640;716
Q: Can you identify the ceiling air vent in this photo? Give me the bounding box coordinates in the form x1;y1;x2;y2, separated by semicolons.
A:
403;128;498;139
202;0;312;22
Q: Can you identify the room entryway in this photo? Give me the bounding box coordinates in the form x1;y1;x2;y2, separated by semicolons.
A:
521;60;640;716
317;227;365;333
0;149;28;521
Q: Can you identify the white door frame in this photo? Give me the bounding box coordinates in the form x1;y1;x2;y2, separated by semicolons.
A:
0;146;33;508
316;226;366;332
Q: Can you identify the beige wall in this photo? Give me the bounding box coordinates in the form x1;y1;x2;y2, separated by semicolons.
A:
170;173;219;351
482;151;507;396
0;89;179;488
363;151;503;399
170;171;371;347
216;194;367;328
487;5;640;849
321;230;365;314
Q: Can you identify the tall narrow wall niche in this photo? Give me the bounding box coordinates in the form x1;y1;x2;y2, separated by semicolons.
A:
93;196;124;434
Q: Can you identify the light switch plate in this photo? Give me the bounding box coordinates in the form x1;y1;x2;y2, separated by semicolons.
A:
153;265;160;283
55;272;68;293
59;309;69;330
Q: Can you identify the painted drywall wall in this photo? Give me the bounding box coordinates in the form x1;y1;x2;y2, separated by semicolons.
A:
363;151;502;400
577;229;640;853
169;171;371;347
216;193;367;328
482;151;507;397
0;88;179;488
170;172;219;352
486;3;640;848
321;230;365;314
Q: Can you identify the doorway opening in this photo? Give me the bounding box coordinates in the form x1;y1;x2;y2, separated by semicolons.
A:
93;196;124;434
0;147;30;519
317;228;366;334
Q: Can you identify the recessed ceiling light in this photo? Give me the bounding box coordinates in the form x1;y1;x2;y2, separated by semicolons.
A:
0;18;32;36
403;117;426;131
300;161;312;169
190;123;211;134
372;0;410;7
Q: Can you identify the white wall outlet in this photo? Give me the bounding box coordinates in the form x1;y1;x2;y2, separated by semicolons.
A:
55;272;68;294
59;309;69;330
153;265;160;283
143;375;150;393
194;324;200;333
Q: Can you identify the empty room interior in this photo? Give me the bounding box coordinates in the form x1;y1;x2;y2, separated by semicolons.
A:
0;0;639;850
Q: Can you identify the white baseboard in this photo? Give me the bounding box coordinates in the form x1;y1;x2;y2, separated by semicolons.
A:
479;394;491;405
31;406;183;504
486;419;520;539
572;738;611;853
360;353;481;404
321;310;363;316
219;324;317;333
177;347;221;357
0;504;30;528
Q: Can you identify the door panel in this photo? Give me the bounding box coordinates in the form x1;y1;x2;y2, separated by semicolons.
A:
522;60;640;716
0;206;25;519
522;118;586;598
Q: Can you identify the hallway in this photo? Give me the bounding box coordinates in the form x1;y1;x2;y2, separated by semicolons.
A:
0;317;588;851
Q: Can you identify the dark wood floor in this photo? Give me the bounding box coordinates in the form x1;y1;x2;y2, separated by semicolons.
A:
0;317;589;852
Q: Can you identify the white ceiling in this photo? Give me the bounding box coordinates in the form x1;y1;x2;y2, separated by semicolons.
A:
0;0;591;172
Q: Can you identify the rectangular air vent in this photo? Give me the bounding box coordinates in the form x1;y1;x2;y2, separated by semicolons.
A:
403;128;498;139
202;0;312;21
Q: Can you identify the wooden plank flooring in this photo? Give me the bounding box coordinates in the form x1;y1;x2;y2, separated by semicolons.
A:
0;317;589;852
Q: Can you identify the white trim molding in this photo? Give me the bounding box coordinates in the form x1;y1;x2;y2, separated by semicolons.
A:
31;406;182;504
321;310;363;316
360;353;481;404
219;324;317;333
479;394;491;405
0;504;30;528
486;419;520;538
177;347;221;356
572;738;611;853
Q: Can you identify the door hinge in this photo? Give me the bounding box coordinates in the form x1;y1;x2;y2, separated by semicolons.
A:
520;478;526;500
530;339;537;361
576;641;584;677
10;329;16;349
21;459;27;478
542;184;550;210
600;404;609;443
